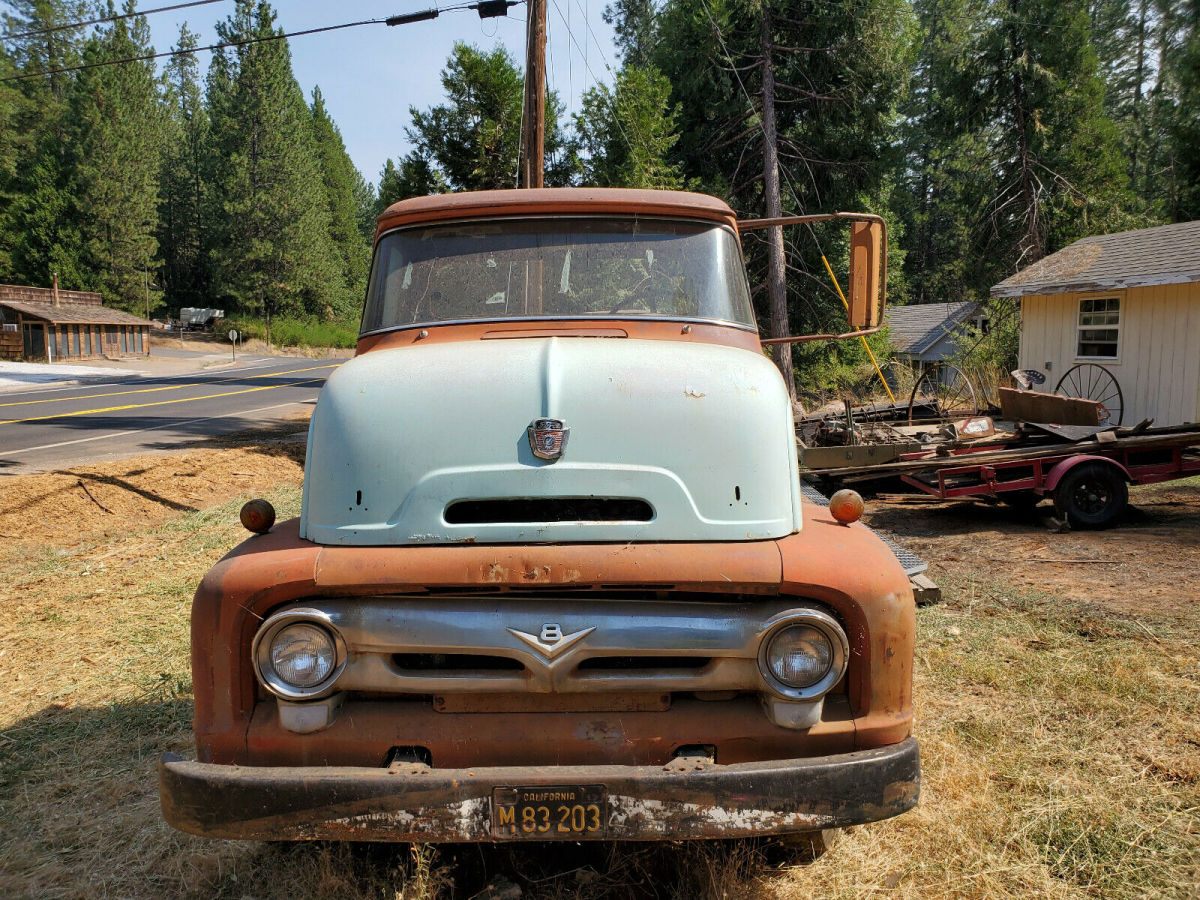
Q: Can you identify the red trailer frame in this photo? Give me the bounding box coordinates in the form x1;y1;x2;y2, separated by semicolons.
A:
895;430;1200;527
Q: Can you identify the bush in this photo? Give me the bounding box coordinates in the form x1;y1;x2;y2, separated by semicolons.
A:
225;317;358;350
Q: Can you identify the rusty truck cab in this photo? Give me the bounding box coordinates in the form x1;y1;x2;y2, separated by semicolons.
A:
159;188;918;842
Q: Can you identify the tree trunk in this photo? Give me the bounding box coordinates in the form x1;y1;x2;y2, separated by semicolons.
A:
761;6;797;404
1006;9;1042;264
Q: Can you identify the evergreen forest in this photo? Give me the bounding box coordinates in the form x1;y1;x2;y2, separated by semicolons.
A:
1;0;1197;357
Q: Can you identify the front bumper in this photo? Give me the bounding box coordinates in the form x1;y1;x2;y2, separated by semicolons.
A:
159;737;919;842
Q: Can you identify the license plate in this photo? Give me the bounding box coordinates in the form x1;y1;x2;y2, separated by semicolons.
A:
491;785;607;839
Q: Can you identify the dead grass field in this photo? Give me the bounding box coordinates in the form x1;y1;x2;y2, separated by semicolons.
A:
0;431;1197;899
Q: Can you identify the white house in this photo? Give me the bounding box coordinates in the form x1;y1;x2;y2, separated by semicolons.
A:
991;220;1200;427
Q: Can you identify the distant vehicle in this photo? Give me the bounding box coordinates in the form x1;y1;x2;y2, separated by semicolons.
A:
179;308;225;331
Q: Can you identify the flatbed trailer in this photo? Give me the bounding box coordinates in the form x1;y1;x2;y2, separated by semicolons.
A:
806;425;1200;528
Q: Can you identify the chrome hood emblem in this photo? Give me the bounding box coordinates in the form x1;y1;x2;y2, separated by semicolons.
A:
527;417;569;460
508;623;594;659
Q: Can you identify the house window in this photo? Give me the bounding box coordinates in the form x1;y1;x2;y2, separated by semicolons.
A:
1077;296;1120;359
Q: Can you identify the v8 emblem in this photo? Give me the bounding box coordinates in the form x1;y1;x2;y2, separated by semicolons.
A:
508;622;594;659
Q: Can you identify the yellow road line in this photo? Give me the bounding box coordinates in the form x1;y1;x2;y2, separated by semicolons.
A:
0;363;338;409
0;377;327;426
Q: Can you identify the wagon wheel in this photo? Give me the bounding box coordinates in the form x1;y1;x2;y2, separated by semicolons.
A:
1055;363;1124;426
907;364;979;424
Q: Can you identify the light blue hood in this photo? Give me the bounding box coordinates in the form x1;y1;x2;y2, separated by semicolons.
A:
300;336;802;545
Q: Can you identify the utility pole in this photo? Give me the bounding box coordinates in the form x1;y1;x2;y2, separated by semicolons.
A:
760;5;798;406
519;0;547;188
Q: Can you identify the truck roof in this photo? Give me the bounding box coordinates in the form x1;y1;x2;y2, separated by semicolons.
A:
376;188;738;236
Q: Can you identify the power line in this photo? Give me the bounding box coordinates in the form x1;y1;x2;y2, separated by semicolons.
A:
546;0;638;165
0;2;499;83
2;0;231;41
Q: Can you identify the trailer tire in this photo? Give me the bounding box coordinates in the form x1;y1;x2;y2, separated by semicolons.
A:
1053;462;1128;529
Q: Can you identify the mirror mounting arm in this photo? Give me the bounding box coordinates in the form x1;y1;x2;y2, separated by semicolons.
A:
760;325;882;346
737;212;888;328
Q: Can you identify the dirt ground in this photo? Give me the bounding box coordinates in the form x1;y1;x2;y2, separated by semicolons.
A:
0;426;1196;899
0;424;307;547
864;479;1200;621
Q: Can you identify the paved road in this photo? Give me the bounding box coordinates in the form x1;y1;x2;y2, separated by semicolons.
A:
0;354;344;474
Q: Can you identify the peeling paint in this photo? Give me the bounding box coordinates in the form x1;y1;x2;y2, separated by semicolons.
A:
328;798;490;837
607;794;832;836
483;563;509;582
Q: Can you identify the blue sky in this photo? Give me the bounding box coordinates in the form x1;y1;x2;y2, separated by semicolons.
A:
144;0;619;186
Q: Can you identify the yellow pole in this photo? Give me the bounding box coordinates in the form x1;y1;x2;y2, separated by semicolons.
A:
821;254;895;404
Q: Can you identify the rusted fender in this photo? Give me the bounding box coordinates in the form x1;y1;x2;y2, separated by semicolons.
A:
1043;454;1133;493
159;738;919;843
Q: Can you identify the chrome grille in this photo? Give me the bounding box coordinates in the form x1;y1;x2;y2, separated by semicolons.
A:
263;595;831;697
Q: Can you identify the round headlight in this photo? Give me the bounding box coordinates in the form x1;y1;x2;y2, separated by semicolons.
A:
269;623;336;689
766;624;835;688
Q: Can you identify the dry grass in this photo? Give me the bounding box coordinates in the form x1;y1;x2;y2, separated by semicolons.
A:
0;442;1197;898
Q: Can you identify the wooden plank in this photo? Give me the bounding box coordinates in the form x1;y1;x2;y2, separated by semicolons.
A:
998;387;1102;425
910;573;942;605
810;426;1200;477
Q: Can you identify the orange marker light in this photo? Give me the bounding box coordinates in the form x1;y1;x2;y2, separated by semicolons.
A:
241;499;276;534
828;489;864;525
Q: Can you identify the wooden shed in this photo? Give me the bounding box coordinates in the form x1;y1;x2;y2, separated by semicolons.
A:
991;220;1200;427
0;284;151;362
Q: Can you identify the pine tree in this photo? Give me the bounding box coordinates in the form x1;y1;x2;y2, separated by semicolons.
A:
62;1;165;314
1169;0;1200;218
310;86;369;314
353;171;377;243
900;0;995;303
0;0;87;288
375;154;446;212
573;66;684;189
406;42;574;191
205;0;340;319
900;0;1148;305
973;0;1143;265
654;0;914;362
0;42;22;277
603;0;659;68
159;24;209;310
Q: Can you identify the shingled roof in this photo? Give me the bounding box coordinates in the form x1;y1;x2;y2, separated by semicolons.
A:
0;298;150;326
991;219;1200;298
885;301;981;356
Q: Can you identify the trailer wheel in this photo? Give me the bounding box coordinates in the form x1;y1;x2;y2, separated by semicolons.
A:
1053;462;1128;528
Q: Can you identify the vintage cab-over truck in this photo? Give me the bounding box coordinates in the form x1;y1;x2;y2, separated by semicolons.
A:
158;188;919;843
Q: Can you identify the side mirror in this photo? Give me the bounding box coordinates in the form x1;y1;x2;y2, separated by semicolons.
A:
737;211;887;332
848;221;883;329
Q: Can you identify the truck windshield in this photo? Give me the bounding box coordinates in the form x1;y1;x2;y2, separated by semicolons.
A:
360;217;756;333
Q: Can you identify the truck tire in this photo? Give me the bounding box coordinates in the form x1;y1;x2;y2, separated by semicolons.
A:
1053;462;1128;529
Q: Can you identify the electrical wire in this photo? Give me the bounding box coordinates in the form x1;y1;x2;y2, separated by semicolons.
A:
1;0;231;41
546;0;638;166
0;2;497;83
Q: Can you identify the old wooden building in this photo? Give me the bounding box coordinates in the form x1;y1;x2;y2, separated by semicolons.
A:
0;284;151;362
991;220;1200;427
